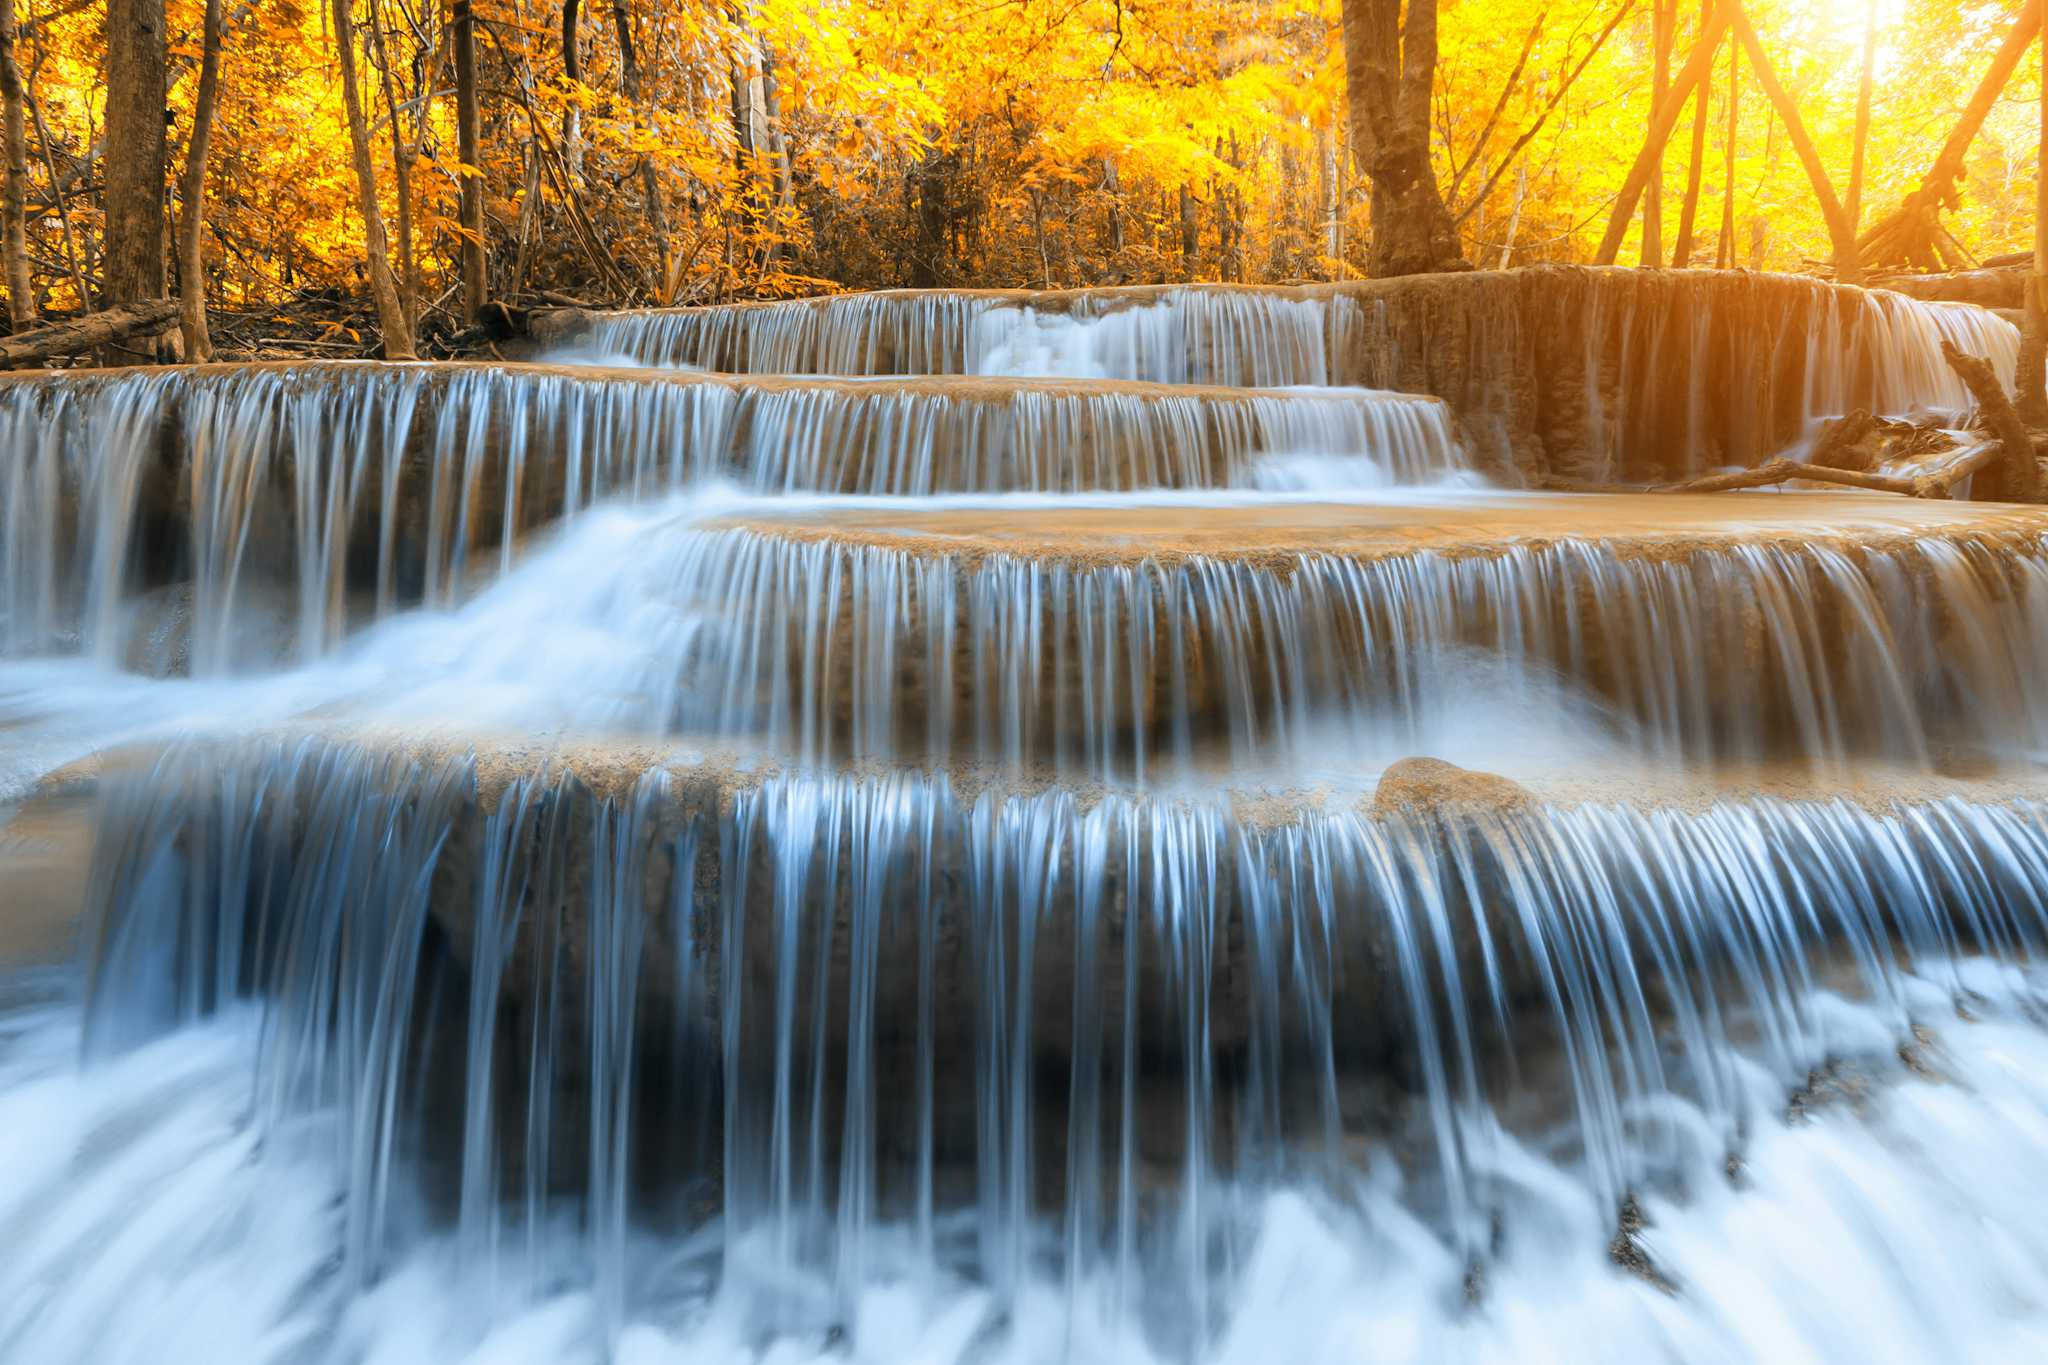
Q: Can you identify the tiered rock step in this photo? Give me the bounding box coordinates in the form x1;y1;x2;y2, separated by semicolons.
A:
0;360;1449;665
33;727;2048;1103
669;492;2048;771
533;266;2017;483
34;723;2041;1249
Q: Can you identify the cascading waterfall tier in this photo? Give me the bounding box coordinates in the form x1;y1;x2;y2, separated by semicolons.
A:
543;267;2018;482
617;494;2048;773
9;257;2048;1363
73;734;2048;1352
0;361;1455;669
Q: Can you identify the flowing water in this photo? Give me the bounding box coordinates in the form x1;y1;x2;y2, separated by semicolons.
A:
4;274;2048;1362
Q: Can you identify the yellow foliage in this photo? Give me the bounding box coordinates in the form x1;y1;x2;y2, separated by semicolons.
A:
8;0;2042;311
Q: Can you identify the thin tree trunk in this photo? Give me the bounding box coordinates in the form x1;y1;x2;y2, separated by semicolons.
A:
611;0;667;294
1672;0;1712;266
1452;0;1636;229
1717;39;1739;268
561;0;582;179
1594;2;1731;264
1179;183;1198;279
1498;162;1528;268
366;0;416;331
330;0;414;357
760;42;793;213
454;0;485;321
1859;0;2038;266
1444;10;1544;209
0;0;31;326
2020;9;2048;422
1330;120;1348;267
26;87;85;306
1728;5;1855;269
102;0;167;353
1844;0;1875;237
758;40;794;270
1104;156;1124;258
1643;0;1673;265
728;55;758;257
175;0;223;359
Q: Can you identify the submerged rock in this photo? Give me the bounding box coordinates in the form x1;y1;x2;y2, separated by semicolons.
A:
1372;756;1536;820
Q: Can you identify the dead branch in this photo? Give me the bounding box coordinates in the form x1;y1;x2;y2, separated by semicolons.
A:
1941;340;2043;501
1653;459;1922;495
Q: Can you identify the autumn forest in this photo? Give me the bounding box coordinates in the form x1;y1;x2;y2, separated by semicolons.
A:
0;0;2042;358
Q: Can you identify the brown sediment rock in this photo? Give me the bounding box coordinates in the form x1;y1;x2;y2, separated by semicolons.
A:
710;489;2048;571
0;793;94;966
1372;757;1536;820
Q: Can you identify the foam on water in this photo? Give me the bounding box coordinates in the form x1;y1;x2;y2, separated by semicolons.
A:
11;951;2048;1362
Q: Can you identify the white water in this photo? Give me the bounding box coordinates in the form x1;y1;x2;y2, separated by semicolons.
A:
7;961;2048;1362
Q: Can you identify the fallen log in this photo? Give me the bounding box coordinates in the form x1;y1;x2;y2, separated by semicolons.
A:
0;298;178;367
1653;459;1922;495
1941;340;2043;502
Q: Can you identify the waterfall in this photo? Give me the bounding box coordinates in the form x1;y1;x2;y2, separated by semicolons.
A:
64;736;2048;1354
567;270;2021;479
0;364;1459;668
8;265;2048;1362
590;517;2048;772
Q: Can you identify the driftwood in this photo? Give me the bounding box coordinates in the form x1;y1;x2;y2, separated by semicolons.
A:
1652;407;2013;499
0;298;177;366
1652;449;2012;499
1654;459;1922;495
1941;340;2043;502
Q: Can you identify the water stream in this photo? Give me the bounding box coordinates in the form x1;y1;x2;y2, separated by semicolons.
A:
4;274;2048;1362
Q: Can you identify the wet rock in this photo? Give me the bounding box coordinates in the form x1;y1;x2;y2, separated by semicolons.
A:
1609;1195;1677;1292
1372;757;1536;821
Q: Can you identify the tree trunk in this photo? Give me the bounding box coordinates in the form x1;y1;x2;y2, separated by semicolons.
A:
1341;0;1466;275
1452;0;1637;230
1717;38;1739;267
1179;183;1198;279
102;0;167;355
1672;0;1713;267
1844;0;1875;238
454;0;485;321
758;40;795;270
330;0;414;358
561;0;582;179
1595;3;1731;264
1643;0;1673;266
1498;162;1528;268
26;86;86;307
611;0;667;295
0;298;176;365
366;0;417;331
175;0;223;360
0;0;30;327
1728;5;1855;271
2020;9;2048;422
